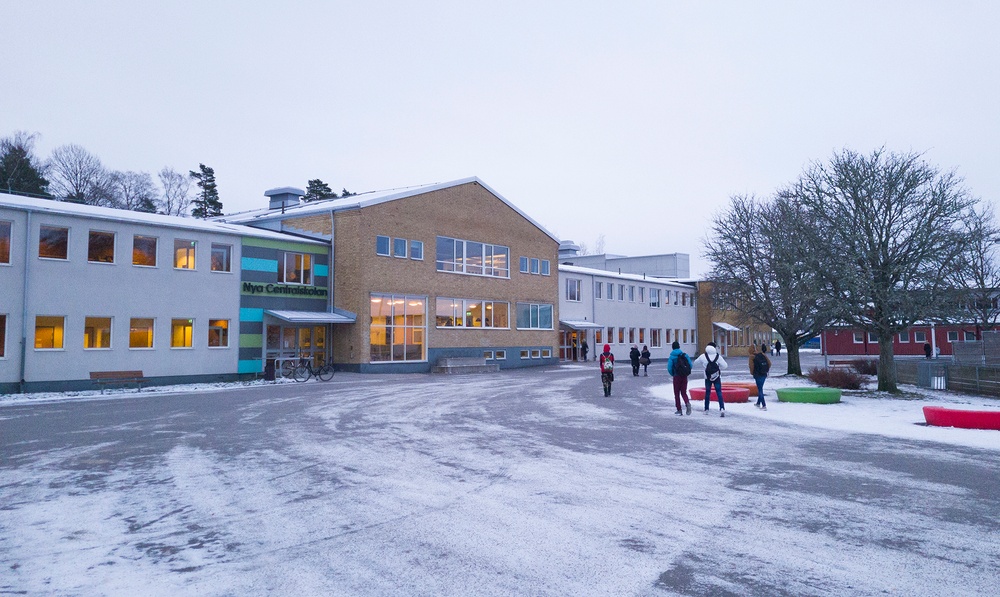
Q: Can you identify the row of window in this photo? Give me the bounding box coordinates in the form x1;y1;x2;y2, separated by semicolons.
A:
0;220;234;272
593;326;697;348
376;235;424;261
378;234;549;280
853;330;977;343
585;279;694;308
518;256;551;276
22;315;230;351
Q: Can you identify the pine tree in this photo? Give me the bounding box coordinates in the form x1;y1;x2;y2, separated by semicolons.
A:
189;164;223;218
304;179;337;201
340;188;355;198
0;132;49;198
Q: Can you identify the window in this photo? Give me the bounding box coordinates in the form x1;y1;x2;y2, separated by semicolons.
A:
129;318;154;348
629;286;635;302
133;236;157;266
0;220;10;264
629;328;636;344
39;226;68;260
594;281;602;300
484;350;494;360
650;329;661;348
898;331;910;343
617;285;625;301
174;239;196;269
208;319;229;347
516;302;553;330
436;298;509;328
279;252;312;285
520;350;530;359
947;331;959;342
530;258;539;274
540;260;550;276
595;329;603;344
87;231;115;263
437;236;509;277
674;291;679;305
519;256;529;273
410;240;424;260
682;293;687;306
683;329;688;343
532;349;542;359
370;294;426;362
494;350;506;360
34;316;64;349
639;287;645;303
853;332;864;343
607;282;614;299
665;329;671;344
965;331;977;342
868;332;878;342
606;327;614;344
566;279;581;302
649;288;660;308
211;244;232;272
618;328;625;344
376;235;390;256
913;331;927;343
171;319;193;348
541;349;551;358
0;314;5;357
84;317;112;349
393;237;408;258
639;328;645;344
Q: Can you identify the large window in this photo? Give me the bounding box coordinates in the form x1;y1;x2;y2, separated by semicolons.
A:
279;252;313;285
436;298;509;328
516;302;553;330
0;221;10;264
566;279;581;302
370;294;425;362
436;236;509;277
650;329;661;348
88;231;115;263
39;226;68;260
174;239;196;269
208;319;229;347
0;314;5;357
84;317;112;349
34;316;64;349
130;318;154;348
133;236;157;266
171;319;193;348
211;244;232;272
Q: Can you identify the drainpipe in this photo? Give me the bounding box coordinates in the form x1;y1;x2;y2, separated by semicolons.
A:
18;210;32;393
930;323;937;358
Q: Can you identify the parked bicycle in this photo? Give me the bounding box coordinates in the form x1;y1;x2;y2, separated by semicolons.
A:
292;357;335;382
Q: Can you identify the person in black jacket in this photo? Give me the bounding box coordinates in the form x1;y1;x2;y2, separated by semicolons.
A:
640;345;651;376
629;345;641;376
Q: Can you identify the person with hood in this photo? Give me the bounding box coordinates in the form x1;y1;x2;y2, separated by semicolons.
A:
749;345;772;410
693;342;728;416
599;344;616;397
640;345;651;376
629;344;641;376
666;340;693;415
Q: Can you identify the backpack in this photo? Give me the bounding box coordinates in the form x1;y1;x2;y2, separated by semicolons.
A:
753;353;770;376
705;354;720;381
674;353;692;377
602;354;614;371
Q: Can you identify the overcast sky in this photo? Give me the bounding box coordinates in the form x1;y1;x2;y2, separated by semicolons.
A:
3;1;998;275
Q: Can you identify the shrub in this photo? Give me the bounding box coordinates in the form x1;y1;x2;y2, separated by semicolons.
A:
850;359;878;375
807;367;865;390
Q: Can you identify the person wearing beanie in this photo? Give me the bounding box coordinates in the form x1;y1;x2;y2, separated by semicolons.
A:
666;340;693;415
599;344;616;397
693;342;728;416
629;344;641;376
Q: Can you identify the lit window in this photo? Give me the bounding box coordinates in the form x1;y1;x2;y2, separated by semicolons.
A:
129;318;154;348
484;350;494;360
84;317;112;349
541;349;551;358
171;319;193;348
639;328;645;344
34;316;64;349
39;226;68;260
376;235;390;256
410;240;423;260
393;237;408;258
174;239;196;269
370;294;426;362
595;329;603;344
208;319;229;347
618;328;625;344
436;298;509;329
520;350;530;359
133;236;157;266
629;328;636;344
606;327;614;343
531;349;541;359
435;236;509;277
0;220;10;264
279;252;313;285
650;329;661;347
494;350;506;360
88;231;115;263
0;313;6;357
211;244;232;272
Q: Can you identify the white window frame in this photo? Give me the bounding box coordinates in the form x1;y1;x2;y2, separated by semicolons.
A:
208;319;230;348
132;235;157;267
913;331;927;343
594;281;602;300
519;256;529;273
376;235;390;256
129;318;155;349
173;239;197;270
87;230;116;264
38;225;69;260
393;237;408;258
83;316;113;350
410;240;424;261
0;220;11;265
649;288;660;308
566;279;582;302
530;258;540;274
495;350;506;360
211;243;232;272
853;331;864;343
34;315;65;350
516;302;553;330
898;331;910;343
965;331;977;342
171;318;194;349
947;331;958;342
279;252;313;285
540;260;550;276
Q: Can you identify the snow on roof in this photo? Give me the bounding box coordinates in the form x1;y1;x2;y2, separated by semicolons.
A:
217;177;560;243
0;192;326;245
558;264;696;288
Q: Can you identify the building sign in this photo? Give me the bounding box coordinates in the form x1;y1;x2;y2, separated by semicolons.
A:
241;282;328;298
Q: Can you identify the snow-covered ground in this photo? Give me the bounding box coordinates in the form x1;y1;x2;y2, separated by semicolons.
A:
1;364;998;596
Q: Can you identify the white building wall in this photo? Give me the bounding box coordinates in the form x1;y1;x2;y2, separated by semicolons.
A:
0;209;28;387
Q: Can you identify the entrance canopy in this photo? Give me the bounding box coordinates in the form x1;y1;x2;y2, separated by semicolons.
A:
560;320;603;330
712;321;741;332
265;308;357;324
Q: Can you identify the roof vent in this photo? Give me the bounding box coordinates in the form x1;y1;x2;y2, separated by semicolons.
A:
265;187;305;210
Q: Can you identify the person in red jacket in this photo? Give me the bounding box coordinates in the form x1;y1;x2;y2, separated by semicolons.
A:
599;344;615;397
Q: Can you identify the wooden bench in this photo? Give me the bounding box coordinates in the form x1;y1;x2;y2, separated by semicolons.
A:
828;360;856;368
90;370;147;394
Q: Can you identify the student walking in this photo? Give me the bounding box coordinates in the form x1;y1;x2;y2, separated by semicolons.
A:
640;345;651;376
774;339;782;356
693;343;728;416
667;341;693;415
599;344;615;397
749;345;772;410
629;345;641;376
581;339;589;362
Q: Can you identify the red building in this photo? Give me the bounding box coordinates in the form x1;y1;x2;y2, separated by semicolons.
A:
821;324;984;357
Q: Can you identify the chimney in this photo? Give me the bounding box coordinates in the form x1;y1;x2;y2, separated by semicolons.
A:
265;187;305;210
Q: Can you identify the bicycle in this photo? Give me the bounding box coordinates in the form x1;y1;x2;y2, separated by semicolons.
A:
292;358;335;382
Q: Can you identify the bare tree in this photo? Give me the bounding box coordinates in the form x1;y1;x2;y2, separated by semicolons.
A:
792;148;977;392
157;167;191;216
704;194;838;375
952;204;1000;337
594;234;606;255
110;170;157;212
47;144;114;205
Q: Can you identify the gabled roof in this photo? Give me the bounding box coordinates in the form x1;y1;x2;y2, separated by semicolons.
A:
217;177;559;243
0;192;326;245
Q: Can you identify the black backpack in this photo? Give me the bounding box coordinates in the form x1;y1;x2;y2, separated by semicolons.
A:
753;353;770;376
674;353;692;377
705;354;720;381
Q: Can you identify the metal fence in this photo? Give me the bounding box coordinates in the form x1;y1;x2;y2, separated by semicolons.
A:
896;358;1000;397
